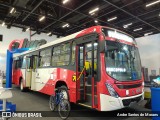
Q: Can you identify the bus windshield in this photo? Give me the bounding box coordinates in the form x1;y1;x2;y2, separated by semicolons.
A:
105;40;142;81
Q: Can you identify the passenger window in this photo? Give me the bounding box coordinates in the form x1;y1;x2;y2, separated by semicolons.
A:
39;48;51;67
22;57;26;69
52;42;70;66
71;41;76;64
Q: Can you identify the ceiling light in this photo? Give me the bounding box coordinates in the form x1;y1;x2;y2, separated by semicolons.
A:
90;13;95;16
89;7;99;14
62;23;69;28
146;0;160;7
47;32;52;36
159;13;160;16
144;32;153;36
123;23;132;28
107;16;117;22
95;20;98;23
26;27;30;31
133;28;142;31
63;0;69;4
1;22;5;26
39;16;45;22
10;7;15;14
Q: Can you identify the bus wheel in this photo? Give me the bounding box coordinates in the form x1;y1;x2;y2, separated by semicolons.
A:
58;86;69;100
20;80;25;92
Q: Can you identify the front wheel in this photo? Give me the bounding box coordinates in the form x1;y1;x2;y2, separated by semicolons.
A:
58;99;70;120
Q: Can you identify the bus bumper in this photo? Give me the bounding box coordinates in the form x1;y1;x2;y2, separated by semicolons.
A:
100;92;144;111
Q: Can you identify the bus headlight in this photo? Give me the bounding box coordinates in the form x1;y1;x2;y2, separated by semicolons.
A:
106;83;119;98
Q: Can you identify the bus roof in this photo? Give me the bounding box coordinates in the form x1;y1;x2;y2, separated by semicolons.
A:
13;25;133;58
13;26;103;58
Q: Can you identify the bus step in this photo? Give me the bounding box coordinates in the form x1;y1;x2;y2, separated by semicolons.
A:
80;93;97;105
78;103;92;108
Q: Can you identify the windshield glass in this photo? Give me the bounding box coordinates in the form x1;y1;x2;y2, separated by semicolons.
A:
105;40;142;81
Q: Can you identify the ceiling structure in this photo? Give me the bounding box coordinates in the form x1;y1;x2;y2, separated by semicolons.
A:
0;0;160;38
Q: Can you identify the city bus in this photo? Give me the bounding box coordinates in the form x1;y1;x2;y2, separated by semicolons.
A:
11;26;144;111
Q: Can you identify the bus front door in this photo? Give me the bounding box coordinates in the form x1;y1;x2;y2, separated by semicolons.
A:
76;42;98;108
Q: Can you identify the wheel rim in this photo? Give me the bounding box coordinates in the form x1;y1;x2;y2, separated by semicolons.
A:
61;90;68;100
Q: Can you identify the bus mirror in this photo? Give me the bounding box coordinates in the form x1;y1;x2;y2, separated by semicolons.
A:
99;41;105;53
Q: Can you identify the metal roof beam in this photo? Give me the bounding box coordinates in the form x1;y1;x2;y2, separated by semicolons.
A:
103;0;160;32
129;19;160;29
34;0;92;33
97;0;140;20
66;0;140;32
0;2;79;31
22;0;44;22
114;7;160;25
65;1;141;37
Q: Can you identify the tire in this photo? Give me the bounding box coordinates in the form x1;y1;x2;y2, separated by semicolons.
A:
49;95;56;111
58;86;69;100
58;99;70;120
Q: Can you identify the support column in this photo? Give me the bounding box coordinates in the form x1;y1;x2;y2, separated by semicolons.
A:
6;50;13;88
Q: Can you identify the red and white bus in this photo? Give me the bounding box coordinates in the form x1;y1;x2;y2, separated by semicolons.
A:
11;26;144;111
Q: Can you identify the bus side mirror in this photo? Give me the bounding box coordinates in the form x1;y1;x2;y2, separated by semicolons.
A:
99;40;105;53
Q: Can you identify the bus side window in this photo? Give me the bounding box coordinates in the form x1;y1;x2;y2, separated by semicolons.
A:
52;47;59;66
60;43;70;65
71;41;76;65
21;57;26;69
52;42;70;66
39;48;51;67
26;58;30;69
13;58;22;69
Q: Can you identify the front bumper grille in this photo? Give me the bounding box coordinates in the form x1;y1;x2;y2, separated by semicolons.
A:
122;96;142;106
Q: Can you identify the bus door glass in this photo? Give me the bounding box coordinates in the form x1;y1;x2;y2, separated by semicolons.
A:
25;56;32;88
76;41;98;107
31;56;39;90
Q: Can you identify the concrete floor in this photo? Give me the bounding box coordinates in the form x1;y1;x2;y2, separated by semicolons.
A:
5;85;151;120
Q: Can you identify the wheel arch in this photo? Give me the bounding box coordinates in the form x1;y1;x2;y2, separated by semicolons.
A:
55;80;68;89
